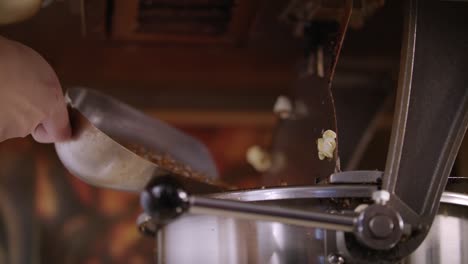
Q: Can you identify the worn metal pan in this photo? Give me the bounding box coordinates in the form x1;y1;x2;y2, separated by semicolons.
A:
55;87;223;193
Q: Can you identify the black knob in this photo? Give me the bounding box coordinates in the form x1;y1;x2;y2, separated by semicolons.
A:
140;175;190;225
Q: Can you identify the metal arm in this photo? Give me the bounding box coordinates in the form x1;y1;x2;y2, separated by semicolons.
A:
382;0;468;244
139;175;357;232
335;0;468;260
189;196;356;232
139;175;404;252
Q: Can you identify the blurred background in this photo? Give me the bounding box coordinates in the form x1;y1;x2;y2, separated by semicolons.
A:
0;0;467;263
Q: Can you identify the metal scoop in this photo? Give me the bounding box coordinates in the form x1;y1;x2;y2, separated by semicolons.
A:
55;87;224;193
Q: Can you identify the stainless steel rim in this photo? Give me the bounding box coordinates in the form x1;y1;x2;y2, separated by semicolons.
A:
208;185;377;201
440;192;468;207
208;186;468;207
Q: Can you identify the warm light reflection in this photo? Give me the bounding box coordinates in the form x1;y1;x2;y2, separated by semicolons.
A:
35;154;57;221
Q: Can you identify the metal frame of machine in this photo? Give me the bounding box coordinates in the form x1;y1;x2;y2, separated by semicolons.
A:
138;0;468;262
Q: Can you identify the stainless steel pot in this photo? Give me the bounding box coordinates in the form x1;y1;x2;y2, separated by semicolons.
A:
154;186;468;264
404;193;468;264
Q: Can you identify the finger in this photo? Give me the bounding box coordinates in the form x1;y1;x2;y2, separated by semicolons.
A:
32;101;71;143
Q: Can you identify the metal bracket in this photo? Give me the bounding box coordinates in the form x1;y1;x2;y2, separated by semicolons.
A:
330;171;383;184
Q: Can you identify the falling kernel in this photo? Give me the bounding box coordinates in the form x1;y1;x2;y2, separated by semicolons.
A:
246;145;272;172
317;129;337;160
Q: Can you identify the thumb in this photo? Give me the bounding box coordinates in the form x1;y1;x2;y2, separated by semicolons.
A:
32;101;71;143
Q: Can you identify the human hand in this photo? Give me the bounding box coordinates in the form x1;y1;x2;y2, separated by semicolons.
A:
0;36;71;143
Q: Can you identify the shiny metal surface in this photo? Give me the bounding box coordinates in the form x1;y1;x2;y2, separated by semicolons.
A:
440;192;468;207
190;196;357;232
55;87;220;193
156;186;368;264
158;215;330;264
155;187;468;264
209;185;377;201
405;214;468;264
142;182;402;251
404;194;468;264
